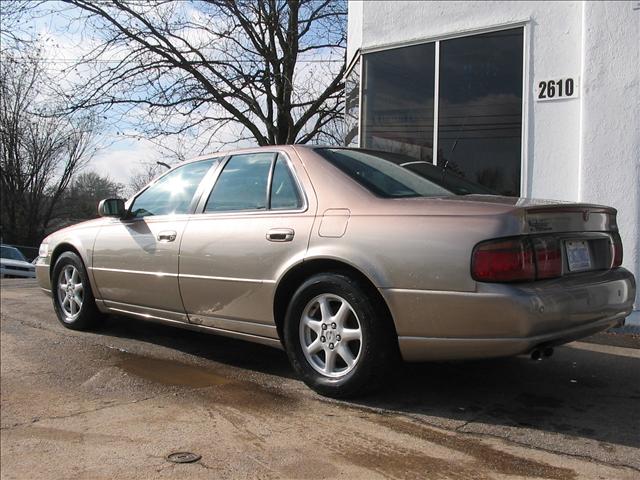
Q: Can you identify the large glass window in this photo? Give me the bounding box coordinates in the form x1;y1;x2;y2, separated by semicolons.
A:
362;43;436;162
344;59;360;147
129;159;215;217
355;27;523;196
438;28;523;196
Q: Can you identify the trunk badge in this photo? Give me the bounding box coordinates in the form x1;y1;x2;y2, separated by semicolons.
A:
583;211;590;221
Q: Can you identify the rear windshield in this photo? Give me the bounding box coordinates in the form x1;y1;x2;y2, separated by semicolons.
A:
315;148;495;198
1;246;26;261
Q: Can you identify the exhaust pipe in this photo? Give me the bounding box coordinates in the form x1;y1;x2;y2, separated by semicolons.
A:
530;347;554;360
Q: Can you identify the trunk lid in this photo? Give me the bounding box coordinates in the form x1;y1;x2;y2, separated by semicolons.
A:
456;195;618;234
458;195;620;276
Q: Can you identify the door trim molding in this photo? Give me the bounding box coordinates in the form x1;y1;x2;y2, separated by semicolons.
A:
90;266;178;278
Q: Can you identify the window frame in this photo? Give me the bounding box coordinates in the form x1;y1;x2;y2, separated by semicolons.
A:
354;21;530;197
196;150;308;216
124;158;221;221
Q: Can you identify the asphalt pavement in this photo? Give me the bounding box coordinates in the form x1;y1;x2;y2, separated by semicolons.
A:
1;279;639;479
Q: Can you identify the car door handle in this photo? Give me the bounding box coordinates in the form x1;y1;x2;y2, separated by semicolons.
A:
266;228;295;242
157;230;177;242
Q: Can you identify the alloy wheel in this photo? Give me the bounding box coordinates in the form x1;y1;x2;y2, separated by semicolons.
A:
299;294;362;378
57;265;84;321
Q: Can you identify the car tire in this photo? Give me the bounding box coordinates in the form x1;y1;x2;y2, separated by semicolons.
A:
283;272;398;398
51;252;104;331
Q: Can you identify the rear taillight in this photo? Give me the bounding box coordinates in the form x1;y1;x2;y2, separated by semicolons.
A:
472;235;562;283
471;238;535;282
611;232;623;267
532;237;562;279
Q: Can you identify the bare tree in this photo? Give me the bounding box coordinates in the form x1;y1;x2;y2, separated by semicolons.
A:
0;51;99;245
0;1;40;53
55;0;346;150
58;171;123;221
126;162;164;197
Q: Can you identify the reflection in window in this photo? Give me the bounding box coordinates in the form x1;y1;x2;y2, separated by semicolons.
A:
317;148;453;198
438;28;523;196
130;159;215;217
354;27;524;197
205;153;273;212
344;60;360;147
362;43;435;162
270;155;303;210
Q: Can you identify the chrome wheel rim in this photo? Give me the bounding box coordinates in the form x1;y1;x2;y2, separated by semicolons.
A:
57;265;83;321
299;294;362;378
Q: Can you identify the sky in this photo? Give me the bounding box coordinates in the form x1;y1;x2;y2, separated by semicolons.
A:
9;1;345;186
21;2;231;184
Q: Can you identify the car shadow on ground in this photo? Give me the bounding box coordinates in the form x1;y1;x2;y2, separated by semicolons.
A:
98;314;640;451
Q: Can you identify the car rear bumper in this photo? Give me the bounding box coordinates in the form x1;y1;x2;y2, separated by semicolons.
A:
381;268;636;362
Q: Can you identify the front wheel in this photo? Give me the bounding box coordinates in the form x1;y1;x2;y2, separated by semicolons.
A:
52;252;104;330
283;273;397;398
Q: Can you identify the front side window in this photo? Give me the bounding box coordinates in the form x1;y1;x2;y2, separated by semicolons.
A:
130;159;215;218
317;148;494;198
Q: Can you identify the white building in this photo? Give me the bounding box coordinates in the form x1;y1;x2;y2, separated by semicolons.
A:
345;0;639;325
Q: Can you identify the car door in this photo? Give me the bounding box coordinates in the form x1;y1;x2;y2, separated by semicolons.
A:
91;158;217;321
179;151;316;339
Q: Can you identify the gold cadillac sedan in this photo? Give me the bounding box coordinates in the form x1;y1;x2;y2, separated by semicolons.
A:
36;146;636;397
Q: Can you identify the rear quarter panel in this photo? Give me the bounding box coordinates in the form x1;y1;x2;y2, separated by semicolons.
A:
307;212;514;292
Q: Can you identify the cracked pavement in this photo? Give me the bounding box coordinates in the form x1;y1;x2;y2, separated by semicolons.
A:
1;279;639;479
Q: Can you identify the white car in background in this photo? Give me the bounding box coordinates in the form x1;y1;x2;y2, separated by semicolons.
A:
1;245;36;278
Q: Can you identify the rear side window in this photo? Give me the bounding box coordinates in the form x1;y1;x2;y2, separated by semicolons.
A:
204;152;304;213
205;153;273;212
130;159;215;217
270;154;303;210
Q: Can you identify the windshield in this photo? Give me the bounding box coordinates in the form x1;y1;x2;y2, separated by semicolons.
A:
1;246;26;262
316;148;496;198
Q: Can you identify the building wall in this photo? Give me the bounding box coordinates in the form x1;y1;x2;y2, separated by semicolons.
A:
579;1;640;323
348;1;640;321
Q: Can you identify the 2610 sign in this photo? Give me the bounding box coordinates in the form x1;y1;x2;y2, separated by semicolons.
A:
537;77;579;101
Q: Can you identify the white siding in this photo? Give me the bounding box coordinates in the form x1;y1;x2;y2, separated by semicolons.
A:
348;0;640;321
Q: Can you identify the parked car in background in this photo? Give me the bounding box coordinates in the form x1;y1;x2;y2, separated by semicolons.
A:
34;146;636;397
1;245;36;278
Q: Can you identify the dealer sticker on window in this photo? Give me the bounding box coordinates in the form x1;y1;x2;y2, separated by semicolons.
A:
565;240;592;272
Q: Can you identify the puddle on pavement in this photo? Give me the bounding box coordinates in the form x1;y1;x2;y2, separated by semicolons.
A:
112;351;299;414
368;414;576;480
116;355;229;388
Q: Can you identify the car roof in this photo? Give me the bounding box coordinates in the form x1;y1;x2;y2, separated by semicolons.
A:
176;144;336;167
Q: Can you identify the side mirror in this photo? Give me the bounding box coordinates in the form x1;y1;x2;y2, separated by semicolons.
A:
97;198;126;218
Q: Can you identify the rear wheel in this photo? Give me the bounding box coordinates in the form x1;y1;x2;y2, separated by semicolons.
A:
52;252;104;330
283;273;397;398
